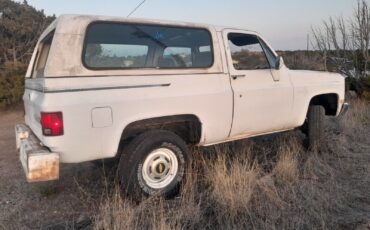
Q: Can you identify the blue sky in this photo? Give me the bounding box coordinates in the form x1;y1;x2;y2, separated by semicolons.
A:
22;0;356;50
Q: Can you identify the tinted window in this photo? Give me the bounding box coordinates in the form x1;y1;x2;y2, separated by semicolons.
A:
85;44;148;68
162;47;192;67
83;22;213;69
228;33;270;70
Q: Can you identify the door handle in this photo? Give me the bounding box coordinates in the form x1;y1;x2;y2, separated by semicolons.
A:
231;74;246;80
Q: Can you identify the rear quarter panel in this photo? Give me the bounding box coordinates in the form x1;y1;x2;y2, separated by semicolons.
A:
23;16;233;163
27;74;233;163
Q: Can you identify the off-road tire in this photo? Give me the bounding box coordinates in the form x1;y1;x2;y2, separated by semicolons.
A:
117;130;189;200
307;105;325;148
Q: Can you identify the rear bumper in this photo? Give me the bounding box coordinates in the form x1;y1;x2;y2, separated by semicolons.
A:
15;124;59;182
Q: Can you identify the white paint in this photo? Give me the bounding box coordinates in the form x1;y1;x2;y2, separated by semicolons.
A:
92;107;113;128
21;15;345;164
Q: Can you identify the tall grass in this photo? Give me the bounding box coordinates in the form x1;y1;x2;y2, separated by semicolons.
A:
94;100;370;229
341;99;370;129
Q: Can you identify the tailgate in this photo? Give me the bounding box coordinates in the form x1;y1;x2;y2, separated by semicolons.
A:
23;29;55;140
24;81;45;140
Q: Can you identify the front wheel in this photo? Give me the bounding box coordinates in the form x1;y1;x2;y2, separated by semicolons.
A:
307;105;325;148
118;130;189;199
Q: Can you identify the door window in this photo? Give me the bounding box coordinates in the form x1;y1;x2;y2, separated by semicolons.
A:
259;39;278;69
227;33;270;70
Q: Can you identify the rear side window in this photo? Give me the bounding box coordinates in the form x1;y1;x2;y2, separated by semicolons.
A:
32;31;54;78
162;47;192;67
83;22;213;69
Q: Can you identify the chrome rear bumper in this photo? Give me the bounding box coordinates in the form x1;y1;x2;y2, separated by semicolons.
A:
15;124;59;182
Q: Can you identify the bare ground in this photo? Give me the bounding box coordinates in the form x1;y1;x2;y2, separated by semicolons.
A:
0;109;105;229
0;102;369;229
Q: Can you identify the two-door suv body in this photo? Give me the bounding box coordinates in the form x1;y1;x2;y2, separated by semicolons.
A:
15;15;348;197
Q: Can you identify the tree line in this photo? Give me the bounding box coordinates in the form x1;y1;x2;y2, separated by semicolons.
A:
0;0;54;108
0;0;55;65
311;0;370;79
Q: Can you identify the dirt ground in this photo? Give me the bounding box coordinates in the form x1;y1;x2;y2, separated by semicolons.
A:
0;109;105;229
0;108;369;229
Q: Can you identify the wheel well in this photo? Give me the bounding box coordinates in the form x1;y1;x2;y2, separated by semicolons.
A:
120;115;202;145
309;94;338;116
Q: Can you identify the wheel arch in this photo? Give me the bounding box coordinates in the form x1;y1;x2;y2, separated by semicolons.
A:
308;93;339;116
118;114;203;153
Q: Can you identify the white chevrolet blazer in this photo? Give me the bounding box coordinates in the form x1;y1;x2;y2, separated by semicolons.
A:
15;15;348;198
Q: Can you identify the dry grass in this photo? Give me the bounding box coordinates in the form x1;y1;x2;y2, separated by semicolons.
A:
341;99;370;129
204;152;258;220
94;99;370;229
273;141;300;185
94;161;202;230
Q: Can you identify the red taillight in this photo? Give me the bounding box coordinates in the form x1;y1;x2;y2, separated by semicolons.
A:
40;112;64;136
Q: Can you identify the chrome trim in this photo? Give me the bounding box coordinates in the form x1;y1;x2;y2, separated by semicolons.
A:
42;73;219;79
25;83;171;93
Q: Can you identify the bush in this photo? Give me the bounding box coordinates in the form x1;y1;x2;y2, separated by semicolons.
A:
346;75;370;101
0;62;27;109
360;75;370;101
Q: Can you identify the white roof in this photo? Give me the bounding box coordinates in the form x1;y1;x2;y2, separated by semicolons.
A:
41;14;256;39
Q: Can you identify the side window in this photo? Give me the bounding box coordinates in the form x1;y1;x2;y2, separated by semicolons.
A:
161;47;192;67
227;33;270;70
32;31;54;78
83;23;213;69
85;44;148;68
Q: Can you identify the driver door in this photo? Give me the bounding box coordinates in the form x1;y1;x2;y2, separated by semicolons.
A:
223;30;294;137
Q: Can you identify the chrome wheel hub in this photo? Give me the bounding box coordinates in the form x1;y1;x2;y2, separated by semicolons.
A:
142;148;178;189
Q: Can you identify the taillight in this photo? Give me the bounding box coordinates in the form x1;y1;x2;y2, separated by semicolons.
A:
40;112;64;136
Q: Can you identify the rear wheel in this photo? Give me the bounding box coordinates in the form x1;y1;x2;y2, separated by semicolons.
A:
118;130;189;199
307;105;325;148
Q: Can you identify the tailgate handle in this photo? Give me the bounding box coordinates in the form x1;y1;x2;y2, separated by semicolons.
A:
231;74;246;80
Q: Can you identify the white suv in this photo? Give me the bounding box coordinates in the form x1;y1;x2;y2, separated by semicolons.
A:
15;15;348;198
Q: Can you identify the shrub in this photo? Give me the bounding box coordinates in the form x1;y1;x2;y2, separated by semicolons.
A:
360;75;370;101
0;62;27;109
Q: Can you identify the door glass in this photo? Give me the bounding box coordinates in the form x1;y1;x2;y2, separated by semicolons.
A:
259;39;277;69
227;33;270;70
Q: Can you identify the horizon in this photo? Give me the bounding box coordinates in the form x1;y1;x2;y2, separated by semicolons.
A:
14;0;356;51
